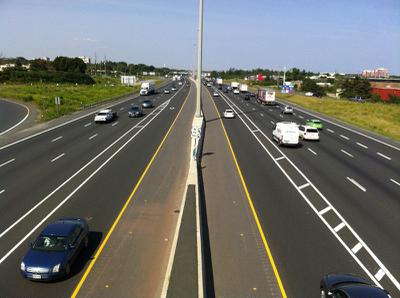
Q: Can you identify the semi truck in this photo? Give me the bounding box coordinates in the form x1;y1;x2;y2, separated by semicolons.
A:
239;84;248;92
231;82;240;89
257;88;276;105
140;81;155;96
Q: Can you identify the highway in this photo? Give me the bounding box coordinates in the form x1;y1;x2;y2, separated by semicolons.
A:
0;99;29;136
206;85;400;296
0;80;192;297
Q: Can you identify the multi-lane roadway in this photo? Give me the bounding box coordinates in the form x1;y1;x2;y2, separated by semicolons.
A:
206;84;399;296
0;81;194;297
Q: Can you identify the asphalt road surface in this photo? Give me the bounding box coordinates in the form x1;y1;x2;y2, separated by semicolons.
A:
206;85;400;297
0;99;29;136
0;80;192;297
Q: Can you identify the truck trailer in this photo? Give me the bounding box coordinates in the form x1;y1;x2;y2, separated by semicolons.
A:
140;81;155;96
257;88;276;105
239;84;248;92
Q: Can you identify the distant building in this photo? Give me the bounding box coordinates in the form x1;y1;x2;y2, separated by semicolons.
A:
0;64;15;71
362;68;389;78
78;56;91;64
121;75;136;86
39;57;50;61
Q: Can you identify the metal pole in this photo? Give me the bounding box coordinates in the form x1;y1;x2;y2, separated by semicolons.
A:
195;0;203;118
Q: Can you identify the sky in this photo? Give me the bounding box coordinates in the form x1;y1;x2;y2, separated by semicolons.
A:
0;0;399;74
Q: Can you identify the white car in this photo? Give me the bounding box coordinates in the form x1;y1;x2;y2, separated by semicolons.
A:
233;89;240;94
282;105;293;114
178;82;183;86
223;109;235;119
305;92;314;97
171;87;176;91
298;125;320;141
164;89;170;94
272;122;300;146
213;92;220;97
94;109;117;123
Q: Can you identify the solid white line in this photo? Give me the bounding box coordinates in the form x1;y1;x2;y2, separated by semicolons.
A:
0;189;5;195
0;158;16;168
84;123;92;127
334;222;346;232
0;101;30;136
390;179;400;187
319;206;332;215
51;136;63;142
356;142;368;149
0;85;182;242
216;90;400;290
377;152;391;161
375;269;385;281
307;148;317;155
327;128;335;133
51;153;65;163
341;149;354;158
352;243;363;254
340;134;350;140
298;183;310;190
346;177;367;192
275;156;285;161
111;121;119;127
88;133;98;140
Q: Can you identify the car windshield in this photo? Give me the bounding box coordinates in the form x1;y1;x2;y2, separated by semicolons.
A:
32;235;70;252
131;107;140;111
97;112;107;116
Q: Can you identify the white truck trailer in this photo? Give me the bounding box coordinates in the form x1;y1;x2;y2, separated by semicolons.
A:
231;81;240;89
257;88;276;105
239;84;248;92
140;81;155;96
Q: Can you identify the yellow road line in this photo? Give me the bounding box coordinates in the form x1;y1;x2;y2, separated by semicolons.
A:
208;89;287;298
71;85;192;298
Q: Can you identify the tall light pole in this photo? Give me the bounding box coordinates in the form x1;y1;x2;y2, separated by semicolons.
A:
195;0;203;118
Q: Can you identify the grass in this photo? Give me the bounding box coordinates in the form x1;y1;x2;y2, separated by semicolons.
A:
0;76;164;121
278;93;400;141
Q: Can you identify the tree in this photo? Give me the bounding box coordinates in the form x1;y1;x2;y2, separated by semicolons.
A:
30;59;50;71
301;79;326;97
339;77;371;99
53;56;86;73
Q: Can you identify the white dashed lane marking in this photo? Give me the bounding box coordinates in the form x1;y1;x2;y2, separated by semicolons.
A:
327;128;335;133
356;142;368;149
308;148;317;155
377;152;391;161
346;177;366;192
340;134;350;140
0;189;5;195
0;158;15;168
51;153;65;163
51;136;63;143
390;179;400;187
341;149;354;158
112;122;119;127
89;134;98;140
84;123;92;127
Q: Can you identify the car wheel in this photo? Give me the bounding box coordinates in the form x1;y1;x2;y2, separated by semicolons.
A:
84;236;89;248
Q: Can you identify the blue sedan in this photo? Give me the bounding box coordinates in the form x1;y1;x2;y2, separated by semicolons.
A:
21;217;89;281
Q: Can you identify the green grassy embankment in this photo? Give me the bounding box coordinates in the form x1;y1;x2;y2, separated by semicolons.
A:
0;76;163;121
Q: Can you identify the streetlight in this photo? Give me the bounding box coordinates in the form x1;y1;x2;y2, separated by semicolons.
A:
195;0;203;118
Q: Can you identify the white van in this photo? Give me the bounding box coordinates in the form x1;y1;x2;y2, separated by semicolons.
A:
272;122;300;146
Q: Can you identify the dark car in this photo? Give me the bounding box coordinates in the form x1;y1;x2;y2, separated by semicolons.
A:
320;273;390;298
141;99;153;108
243;93;250;100
128;105;143;117
222;88;228;93
249;92;256;97
21;218;89;281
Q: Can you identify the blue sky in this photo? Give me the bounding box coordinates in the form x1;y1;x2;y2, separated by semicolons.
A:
0;0;399;74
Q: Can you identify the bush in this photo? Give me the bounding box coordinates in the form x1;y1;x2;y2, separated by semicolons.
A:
388;94;400;104
2;70;94;84
22;95;34;102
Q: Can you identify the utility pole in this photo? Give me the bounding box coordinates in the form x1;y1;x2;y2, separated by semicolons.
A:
283;66;287;85
195;0;203;118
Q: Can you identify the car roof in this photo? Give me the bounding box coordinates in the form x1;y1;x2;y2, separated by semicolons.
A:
225;109;233;112
41;219;79;237
99;109;111;113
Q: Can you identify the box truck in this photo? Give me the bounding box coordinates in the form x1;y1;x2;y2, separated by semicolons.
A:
257;88;276;105
140;81;155;96
231;82;240;89
239;84;248;92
